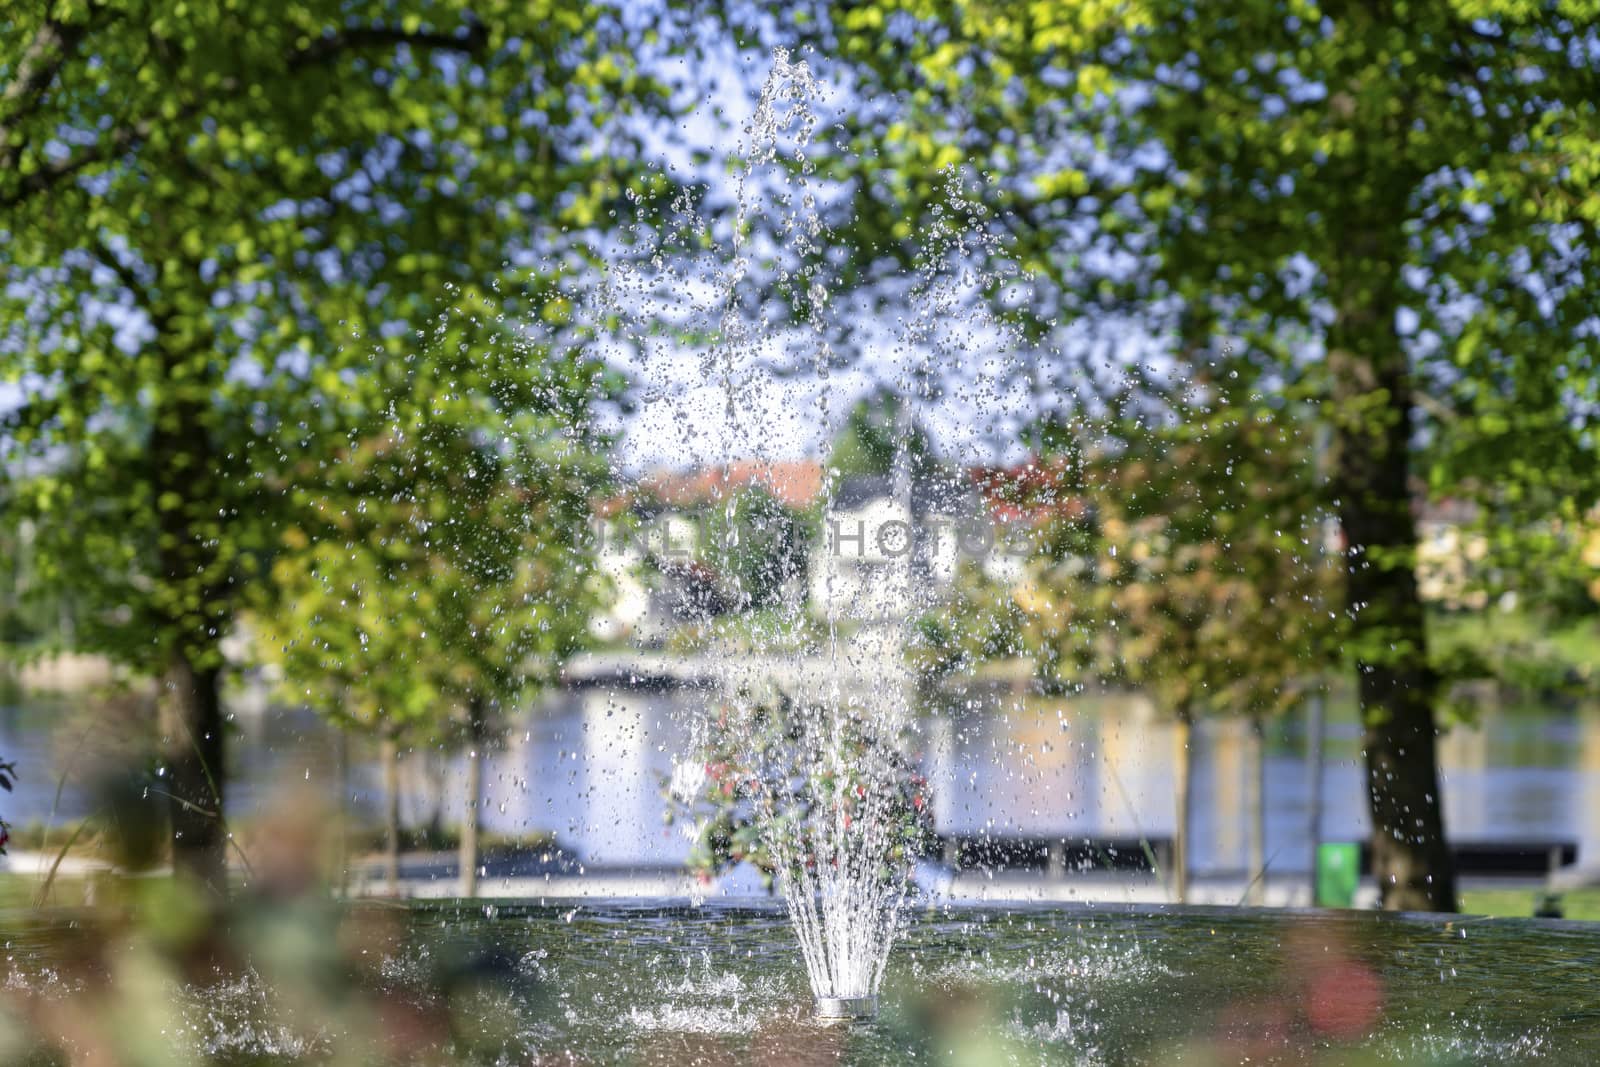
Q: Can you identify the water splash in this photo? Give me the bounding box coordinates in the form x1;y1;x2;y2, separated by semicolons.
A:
595;46;1029;1014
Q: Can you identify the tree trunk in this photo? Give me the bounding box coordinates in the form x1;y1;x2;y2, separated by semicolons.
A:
1246;716;1266;906
1329;228;1457;912
459;698;486;898
335;727;350;895
381;732;401;896
148;349;229;900
158;654;227;899
1173;707;1192;904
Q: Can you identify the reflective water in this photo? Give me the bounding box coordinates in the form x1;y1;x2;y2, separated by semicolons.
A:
4;690;1597;880
1;902;1594;1064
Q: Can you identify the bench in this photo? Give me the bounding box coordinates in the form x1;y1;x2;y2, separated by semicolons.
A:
1357;840;1577;878
940;834;1173;875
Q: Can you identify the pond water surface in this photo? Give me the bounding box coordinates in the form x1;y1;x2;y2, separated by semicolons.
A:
1;901;1595;1064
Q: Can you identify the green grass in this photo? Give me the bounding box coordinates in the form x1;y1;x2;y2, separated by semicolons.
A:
1433;608;1600;663
1430;609;1600;700
1459;887;1600;922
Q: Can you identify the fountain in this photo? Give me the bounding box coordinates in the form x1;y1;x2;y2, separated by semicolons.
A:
597;48;921;1021
712;689;923;1022
602;48;1036;1022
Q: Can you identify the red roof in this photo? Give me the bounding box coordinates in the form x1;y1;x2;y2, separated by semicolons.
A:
596;460;825;515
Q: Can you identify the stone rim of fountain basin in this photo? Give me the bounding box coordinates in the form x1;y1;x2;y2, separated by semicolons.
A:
814;995;879;1022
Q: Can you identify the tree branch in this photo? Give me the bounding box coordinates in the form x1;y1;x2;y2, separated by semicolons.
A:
0;16;489;211
0;5;98;172
1;7;87;124
0;120;149;209
90;233;155;306
288;17;489;70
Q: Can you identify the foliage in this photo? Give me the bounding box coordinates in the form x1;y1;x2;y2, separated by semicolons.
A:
911;560;1033;681
698;487;811;612
0;756;13;854
827;387;939;481
255;520;443;743
0;0;683;887
664;606;829;657
1423;508;1600;703
253;287;613;746
0;504;57;648
917;405;1340;719
663;696;936;890
752;0;1600;911
0;0;674;674
1430;608;1600;707
1029;409;1341;721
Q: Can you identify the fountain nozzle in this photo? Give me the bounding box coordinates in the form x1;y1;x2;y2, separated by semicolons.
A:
814;995;878;1023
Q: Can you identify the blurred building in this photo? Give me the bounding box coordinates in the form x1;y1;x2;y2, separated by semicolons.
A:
808;472;973;621
589;461;823;643
590;458;1103;638
1414;497;1490;610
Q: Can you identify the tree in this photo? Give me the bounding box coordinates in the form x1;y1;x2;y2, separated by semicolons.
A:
911;558;1034;682
1;0;678;896
700;486;810;612
827;387;938;481
922;401;1339;901
254;503;447;895
256;283;614;898
757;1;1600;910
1037;410;1339;902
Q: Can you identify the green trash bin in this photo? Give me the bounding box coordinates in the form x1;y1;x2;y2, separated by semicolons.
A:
1316;842;1360;908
